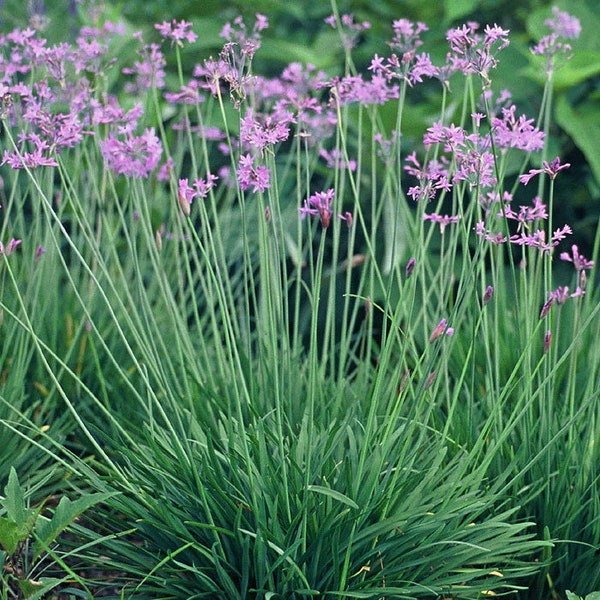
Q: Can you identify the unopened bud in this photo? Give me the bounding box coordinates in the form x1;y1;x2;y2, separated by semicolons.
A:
405;257;416;278
483;285;494;305
178;192;191;217
429;318;448;343
424;371;436;389
544;330;551;353
539;298;554;319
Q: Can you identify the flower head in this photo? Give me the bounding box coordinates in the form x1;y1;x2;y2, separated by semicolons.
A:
237;154;270;193
545;7;581;39
560;245;594;271
299;188;336;228
519;157;570;185
155;20;197;46
99;128;162;179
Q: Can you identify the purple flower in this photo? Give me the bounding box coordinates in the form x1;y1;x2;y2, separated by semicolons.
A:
510;224;572;252
531;9;579;75
520;157;570;185
35;245;46;260
320;148;356;171
500;196;548;224
560;245;594;271
299;188;336;228
123;42;166;92
325;13;371;50
446;21;509;84
429;318;453;343
491;105;545;152
219;14;269;63
155;20;197;46
423;212;460;233
0;238;22;256
240;109;293;152
475;221;507;245
388;18;428;54
99;128;162;179
337;211;353;228
1;147;58;169
545;7;581;39
236;153;270;193
178;178;195;216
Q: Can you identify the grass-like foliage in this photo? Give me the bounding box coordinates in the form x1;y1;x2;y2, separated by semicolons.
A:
0;2;598;599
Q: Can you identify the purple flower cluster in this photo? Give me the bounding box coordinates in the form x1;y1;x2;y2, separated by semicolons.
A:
531;7;581;75
299;189;336;228
178;175;218;215
237;154;271;194
99;129;162;179
325;13;371;51
0;21;167;177
446;23;510;86
155;20;197;47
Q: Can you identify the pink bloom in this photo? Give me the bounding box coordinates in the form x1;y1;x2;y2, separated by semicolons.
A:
0;238;22;256
178;178;195;216
123;42;166;92
520;157;570;185
423;212;460;233
429;318;453;343
475;221;507;245
155;20;197;46
545;7;581;39
320;148;356;171
299;188;336;228
99;128;162;179
236;154;270;193
559;245;594;271
337;211;353;227
1;147;58;169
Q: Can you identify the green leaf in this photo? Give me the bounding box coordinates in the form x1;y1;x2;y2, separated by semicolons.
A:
4;468;27;523
521;52;600;90
584;594;600;600
566;593;582;600
18;577;63;600
0;517;28;555
555;95;600;185
306;485;359;510
32;492;116;561
444;0;480;22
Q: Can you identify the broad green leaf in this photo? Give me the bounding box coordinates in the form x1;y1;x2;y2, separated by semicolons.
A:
306;485;359;510
19;577;63;600
584;594;600;600
4;468;26;523
565;593;581;600
32;492;116;561
555;95;600;185
444;0;480;22
258;38;335;69
521;52;600;90
0;517;34;555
